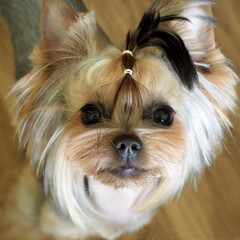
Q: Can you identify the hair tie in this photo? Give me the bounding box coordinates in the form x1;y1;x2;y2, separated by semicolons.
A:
124;69;133;76
122;50;133;56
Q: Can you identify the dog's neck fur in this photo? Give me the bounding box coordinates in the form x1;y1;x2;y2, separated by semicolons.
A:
10;166;156;239
40;179;157;239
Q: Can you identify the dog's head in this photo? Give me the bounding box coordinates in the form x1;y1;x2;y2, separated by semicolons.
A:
12;0;237;221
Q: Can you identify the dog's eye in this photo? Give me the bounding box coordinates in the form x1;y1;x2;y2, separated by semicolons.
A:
153;105;174;126
80;104;102;125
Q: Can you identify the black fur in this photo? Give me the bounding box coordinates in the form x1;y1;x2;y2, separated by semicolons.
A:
125;0;198;90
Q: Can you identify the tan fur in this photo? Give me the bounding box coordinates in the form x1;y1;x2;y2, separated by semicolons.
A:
1;0;238;239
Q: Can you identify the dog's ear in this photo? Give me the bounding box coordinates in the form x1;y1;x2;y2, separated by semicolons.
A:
41;0;79;48
182;5;216;50
39;0;98;62
168;4;217;73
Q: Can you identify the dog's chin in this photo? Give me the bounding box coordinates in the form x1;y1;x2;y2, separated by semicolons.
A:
88;165;161;189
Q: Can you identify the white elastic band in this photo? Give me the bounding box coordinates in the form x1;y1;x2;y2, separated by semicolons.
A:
122;50;133;56
124;69;133;76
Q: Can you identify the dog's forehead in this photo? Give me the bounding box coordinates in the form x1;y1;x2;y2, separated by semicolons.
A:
68;55;182;111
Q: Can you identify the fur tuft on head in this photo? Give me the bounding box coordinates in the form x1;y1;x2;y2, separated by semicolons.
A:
123;0;199;89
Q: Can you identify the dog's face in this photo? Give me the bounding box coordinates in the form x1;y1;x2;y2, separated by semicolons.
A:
12;0;237;223
64;52;186;189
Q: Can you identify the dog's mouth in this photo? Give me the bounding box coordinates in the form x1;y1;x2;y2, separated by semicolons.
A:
104;166;146;177
87;164;160;188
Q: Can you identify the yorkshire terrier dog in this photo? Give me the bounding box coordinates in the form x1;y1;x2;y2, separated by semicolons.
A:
0;0;238;239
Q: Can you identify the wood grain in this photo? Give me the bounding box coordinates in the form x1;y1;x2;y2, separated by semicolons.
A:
0;0;239;239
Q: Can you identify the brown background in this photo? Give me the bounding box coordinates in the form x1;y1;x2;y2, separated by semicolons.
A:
0;0;239;239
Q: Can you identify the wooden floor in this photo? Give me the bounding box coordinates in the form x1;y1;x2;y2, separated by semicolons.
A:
0;0;240;239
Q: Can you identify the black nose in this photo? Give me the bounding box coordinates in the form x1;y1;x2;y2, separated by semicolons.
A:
113;135;142;163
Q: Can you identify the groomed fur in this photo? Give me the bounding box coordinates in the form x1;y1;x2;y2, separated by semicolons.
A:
2;0;238;239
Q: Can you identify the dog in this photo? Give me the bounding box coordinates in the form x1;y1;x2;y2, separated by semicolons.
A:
0;0;238;239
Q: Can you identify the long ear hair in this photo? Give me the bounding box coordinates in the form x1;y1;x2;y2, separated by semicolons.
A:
123;0;199;89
